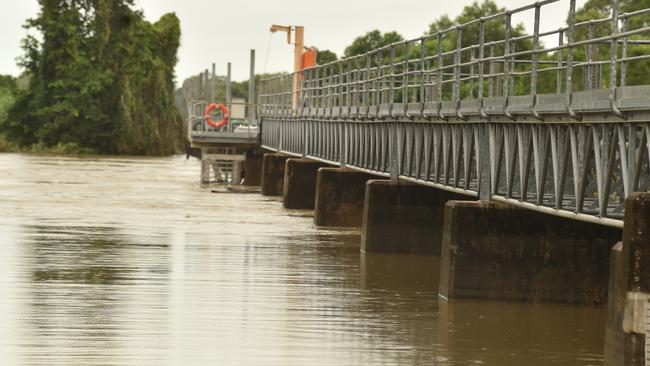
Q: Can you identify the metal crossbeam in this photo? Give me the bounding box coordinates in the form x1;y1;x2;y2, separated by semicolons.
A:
258;0;650;228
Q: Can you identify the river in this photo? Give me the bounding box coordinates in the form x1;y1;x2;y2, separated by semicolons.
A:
0;153;606;365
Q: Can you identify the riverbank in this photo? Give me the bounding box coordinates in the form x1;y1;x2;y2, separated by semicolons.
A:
0;133;189;156
0;135;97;155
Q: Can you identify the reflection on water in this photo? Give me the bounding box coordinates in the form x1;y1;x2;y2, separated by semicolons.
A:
0;153;605;365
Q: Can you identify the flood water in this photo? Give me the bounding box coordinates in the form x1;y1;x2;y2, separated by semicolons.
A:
0;153;606;365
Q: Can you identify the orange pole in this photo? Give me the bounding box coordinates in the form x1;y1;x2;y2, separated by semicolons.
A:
292;26;304;113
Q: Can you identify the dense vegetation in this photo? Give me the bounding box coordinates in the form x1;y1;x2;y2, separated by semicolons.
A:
0;76;19;152
1;0;182;155
3;0;649;155
572;0;650;89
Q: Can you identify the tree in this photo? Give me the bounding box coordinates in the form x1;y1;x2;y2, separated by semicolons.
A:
417;1;533;98
343;30;404;58
571;0;650;89
311;47;338;65
2;0;183;155
0;75;17;126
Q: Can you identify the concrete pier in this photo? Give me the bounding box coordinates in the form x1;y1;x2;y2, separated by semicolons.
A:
604;193;650;365
361;180;474;254
314;168;379;227
282;158;329;209
261;153;289;196
243;149;263;186
438;201;622;305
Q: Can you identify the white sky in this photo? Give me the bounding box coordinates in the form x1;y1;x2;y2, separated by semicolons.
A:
1;0;587;83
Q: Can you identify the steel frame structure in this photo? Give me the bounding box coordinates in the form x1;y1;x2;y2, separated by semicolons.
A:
258;0;650;228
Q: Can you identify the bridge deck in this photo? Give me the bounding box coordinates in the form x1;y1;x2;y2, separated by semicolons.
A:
189;130;259;148
257;0;650;227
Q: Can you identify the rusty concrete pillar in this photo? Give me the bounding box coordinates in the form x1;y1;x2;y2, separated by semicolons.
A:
261;153;289;196
604;193;650;365
361;180;474;254
282;158;329;209
314;168;381;227
243;148;263;186
438;200;622;305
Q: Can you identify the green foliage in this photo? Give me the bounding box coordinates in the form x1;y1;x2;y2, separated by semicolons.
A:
0;75;18;126
0;75;19;151
343;30;404;58
0;134;18;152
421;1;534;98
1;0;182;155
313;48;338;65
570;0;650;89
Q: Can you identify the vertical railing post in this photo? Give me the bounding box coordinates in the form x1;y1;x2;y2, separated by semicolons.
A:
365;53;371;117
326;64;333;117
299;69;306;119
355;56;361;117
211;63;216;102
566;0;577;119
587;22;595;90
621;16;629;87
314;66;320;113
557;30;564;94
609;0;622;118
402;41;409;115
469;49;475;99
204;69;209;131
375;50;381;118
339;62;344;116
437;32;444;117
226;62;232;132
509;42;516;97
204;69;209;100
531;4;542;120
389;44;395;116
477;19;490;200
248;50;256;121
478;19;486;117
454;26;462;116
419;38;426;115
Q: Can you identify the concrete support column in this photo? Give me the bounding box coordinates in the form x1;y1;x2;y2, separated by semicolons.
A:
314;168;380;227
243;149;262;186
361;180;473;254
261;153;289;196
438;201;622;305
282;158;329;209
604;193;650;365
200;148;210;184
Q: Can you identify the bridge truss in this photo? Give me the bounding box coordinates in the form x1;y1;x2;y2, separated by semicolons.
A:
258;0;650;228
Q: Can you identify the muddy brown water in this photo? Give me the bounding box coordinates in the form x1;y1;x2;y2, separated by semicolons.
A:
0;153;605;365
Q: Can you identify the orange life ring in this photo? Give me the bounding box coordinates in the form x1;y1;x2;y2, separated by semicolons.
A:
204;102;229;128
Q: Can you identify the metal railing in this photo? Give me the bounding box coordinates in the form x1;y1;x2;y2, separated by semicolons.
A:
188;101;260;145
258;0;650;228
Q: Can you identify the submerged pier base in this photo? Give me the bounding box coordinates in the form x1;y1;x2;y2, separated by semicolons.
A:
261;153;289;196
243;148;263;186
361;180;473;254
438;200;621;305
604;193;650;365
314;168;380;227
282;158;329;209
